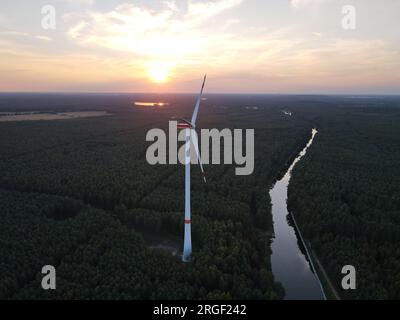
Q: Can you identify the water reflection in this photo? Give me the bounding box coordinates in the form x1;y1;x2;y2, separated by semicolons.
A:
270;129;325;300
134;102;169;107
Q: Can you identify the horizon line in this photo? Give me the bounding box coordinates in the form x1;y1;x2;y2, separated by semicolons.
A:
0;91;399;97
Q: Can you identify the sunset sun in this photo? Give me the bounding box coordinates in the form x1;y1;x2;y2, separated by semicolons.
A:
148;62;171;83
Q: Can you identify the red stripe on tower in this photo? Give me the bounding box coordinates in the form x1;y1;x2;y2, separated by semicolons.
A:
185;219;191;224
178;123;191;129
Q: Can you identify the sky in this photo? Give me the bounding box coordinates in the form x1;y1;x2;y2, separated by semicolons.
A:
0;0;399;94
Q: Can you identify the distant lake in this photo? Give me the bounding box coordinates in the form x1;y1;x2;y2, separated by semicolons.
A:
134;102;169;107
0;111;111;122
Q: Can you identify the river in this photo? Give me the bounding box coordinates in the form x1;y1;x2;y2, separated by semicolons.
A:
270;129;326;300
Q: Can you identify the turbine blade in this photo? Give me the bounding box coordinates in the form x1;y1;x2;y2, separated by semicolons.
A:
190;129;207;183
191;75;207;126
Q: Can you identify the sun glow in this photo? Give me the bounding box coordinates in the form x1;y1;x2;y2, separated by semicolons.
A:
148;62;171;83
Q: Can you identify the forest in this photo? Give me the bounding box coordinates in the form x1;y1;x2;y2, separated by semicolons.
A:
288;97;400;299
0;93;313;299
1;93;399;299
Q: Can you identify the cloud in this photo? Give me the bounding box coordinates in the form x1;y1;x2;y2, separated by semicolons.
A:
66;4;184;57
60;0;400;91
34;35;53;41
59;0;94;5
0;30;52;41
2;0;400;93
65;1;244;59
0;31;29;37
163;1;179;12
187;0;244;20
290;0;331;9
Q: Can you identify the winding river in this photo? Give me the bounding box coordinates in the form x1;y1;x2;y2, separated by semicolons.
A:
270;129;326;300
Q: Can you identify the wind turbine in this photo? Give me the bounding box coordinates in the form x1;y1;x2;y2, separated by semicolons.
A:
178;75;207;263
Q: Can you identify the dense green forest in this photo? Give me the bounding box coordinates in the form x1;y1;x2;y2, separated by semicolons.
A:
288;99;400;299
2;94;399;299
0;93;313;299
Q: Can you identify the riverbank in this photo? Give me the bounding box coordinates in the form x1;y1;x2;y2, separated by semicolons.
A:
275;128;316;181
303;240;341;300
270;128;326;300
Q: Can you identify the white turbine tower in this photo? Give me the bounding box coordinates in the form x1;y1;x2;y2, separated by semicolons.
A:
178;75;207;263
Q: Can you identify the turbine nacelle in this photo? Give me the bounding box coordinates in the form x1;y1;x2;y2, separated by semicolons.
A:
177;118;195;129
